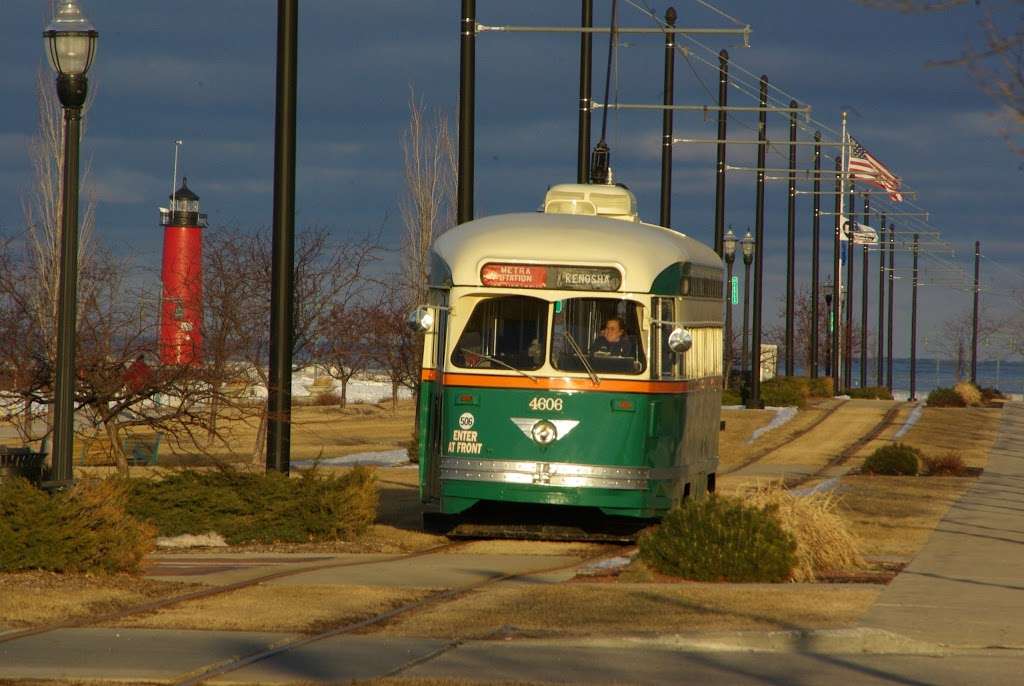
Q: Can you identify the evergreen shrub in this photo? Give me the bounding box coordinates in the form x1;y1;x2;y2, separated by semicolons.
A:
927;387;965;407
721;388;742;405
806;377;834;398
125;466;377;545
638;496;797;582
0;478;154;573
760;377;808;408
846;386;894;400
863;443;920;476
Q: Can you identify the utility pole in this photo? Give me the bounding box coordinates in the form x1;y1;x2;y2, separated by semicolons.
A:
267;0;298;474
785;100;797;376
810;132;821;378
576;0;593;183
877;214;886;387
831;156;842;390
860;192;869;388
748;76;768;409
457;0;476;224
972;240;981;384
659;7;676;229
911;233;919;400
886;223;895;391
712;50;729;255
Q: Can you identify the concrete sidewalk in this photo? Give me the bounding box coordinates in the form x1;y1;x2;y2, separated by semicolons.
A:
862;401;1024;648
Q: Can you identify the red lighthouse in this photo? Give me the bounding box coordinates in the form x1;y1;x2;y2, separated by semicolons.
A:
159;177;206;365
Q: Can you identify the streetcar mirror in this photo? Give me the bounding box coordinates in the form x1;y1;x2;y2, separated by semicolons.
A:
406;307;434;333
667;327;692;354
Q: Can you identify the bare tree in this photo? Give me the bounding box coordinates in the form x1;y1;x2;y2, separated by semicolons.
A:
400;88;457;308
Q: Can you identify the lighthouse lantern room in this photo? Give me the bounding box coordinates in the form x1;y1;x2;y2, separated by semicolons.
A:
158;177;207;366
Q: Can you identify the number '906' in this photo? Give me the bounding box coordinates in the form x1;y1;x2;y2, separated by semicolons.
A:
528;396;563;412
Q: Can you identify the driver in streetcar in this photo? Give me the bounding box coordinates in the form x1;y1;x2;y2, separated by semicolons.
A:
590;316;635;359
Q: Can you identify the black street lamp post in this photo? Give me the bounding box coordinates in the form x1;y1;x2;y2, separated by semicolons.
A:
723;228;737;384
740;230;754;377
44;1;98;485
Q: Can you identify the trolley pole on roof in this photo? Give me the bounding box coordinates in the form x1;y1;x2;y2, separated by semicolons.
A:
713;50;729;255
877;214;886;387
886;225;895;391
810;131;821;378
861;193;870;388
831;156;842;390
458;0;475;224
747;75;768;409
784;101;797;376
972;240;981;384
659;7;677;229
911;233;919;400
845;184;855;389
577;0;593;183
267;0;297;475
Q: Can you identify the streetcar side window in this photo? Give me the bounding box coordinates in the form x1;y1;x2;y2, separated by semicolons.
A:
551;298;646;375
655;297;679;379
451;296;548;371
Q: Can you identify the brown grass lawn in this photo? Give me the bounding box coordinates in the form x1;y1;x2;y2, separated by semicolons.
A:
378;583;878;639
68;399;417;468
111;584;433;633
718;399;843;470
0;572;194;629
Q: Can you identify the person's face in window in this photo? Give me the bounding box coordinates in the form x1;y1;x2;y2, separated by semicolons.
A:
602;319;624;342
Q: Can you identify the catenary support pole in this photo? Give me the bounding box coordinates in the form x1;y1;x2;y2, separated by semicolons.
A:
810;132;821;378
887;224;895;391
713;50;729;254
748;76;768;409
877;214;886;387
267;0;298;474
972;240;981;384
725;254;734;382
785;101;797;376
831;156;842;389
659;7;677;228
577;0;593;183
458;0;476;224
845;185;855;389
861;193;870;388
911;233;919;400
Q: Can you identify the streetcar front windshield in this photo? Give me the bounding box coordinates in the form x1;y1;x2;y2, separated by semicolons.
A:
451;295;548;371
552;298;646;375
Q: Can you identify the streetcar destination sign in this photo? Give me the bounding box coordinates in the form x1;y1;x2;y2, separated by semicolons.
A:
480;263;621;291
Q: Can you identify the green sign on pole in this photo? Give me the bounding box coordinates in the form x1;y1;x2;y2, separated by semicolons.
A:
730;276;738;305
828;311;834;333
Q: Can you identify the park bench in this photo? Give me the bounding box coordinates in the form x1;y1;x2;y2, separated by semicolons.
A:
77;432;162;466
0;446;46;484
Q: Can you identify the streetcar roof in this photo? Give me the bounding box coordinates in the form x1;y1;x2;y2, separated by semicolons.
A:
431;212;723;294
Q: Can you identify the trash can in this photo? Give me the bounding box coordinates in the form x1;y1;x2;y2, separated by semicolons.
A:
0;448;47;485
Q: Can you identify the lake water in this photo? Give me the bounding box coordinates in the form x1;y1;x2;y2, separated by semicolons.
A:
793;358;1024;396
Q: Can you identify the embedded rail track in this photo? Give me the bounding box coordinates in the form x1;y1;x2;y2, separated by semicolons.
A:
0;540;468;646
169;544;627;686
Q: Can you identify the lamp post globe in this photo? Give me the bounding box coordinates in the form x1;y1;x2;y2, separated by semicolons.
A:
722;228;737;265
741;229;754;266
44;0;98;485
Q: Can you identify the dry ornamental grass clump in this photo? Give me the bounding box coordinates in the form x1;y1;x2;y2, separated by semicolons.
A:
954;381;983;407
922;451;969;476
739;482;865;582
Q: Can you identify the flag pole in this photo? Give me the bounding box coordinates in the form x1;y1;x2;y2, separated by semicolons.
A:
837;112;848;392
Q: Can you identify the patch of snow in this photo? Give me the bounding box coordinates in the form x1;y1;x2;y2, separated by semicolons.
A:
576;554;636;576
156;532;227;548
791;477;841;496
293;449;411;469
893;403;924;439
746;406;798;444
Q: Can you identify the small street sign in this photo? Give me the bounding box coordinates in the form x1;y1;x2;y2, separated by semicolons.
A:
730;276;738;305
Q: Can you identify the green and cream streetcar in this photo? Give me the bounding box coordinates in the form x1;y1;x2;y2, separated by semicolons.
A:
409;182;724;531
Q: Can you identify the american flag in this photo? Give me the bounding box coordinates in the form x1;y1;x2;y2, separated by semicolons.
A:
848;138;903;202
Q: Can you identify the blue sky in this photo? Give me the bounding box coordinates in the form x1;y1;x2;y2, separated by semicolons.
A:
2;1;1021;358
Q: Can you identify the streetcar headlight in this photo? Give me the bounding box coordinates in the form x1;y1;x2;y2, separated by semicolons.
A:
406;307;434;332
531;420;558;445
667;327;693;353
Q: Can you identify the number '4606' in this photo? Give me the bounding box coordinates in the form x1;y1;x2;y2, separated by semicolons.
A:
529;396;563;412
